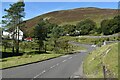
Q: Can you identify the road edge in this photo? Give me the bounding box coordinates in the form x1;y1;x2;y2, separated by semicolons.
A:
70;61;86;78
1;55;63;70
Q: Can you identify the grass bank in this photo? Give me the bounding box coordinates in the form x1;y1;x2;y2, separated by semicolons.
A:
83;42;118;78
1;52;63;69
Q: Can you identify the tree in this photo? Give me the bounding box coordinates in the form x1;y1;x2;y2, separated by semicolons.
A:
2;40;12;52
62;24;76;35
51;26;62;38
0;27;2;40
101;15;120;35
101;20;109;35
50;25;63;50
76;19;96;35
34;19;47;52
56;39;70;53
2;1;25;54
113;15;120;33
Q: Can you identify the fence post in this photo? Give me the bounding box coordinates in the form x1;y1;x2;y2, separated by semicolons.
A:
103;65;106;79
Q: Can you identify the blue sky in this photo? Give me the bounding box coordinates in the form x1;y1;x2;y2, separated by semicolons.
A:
2;2;118;21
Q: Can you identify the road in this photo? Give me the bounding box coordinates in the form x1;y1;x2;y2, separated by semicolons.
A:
2;42;95;79
77;33;119;38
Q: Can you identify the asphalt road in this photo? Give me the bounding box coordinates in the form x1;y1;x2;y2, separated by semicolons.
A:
2;42;95;79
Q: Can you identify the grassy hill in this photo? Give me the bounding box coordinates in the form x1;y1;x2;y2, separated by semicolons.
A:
21;7;118;36
83;42;119;78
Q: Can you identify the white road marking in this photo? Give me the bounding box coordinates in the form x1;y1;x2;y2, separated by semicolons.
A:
68;57;72;59
56;63;59;66
62;60;67;62
33;56;73;79
33;70;46;78
33;62;61;79
50;66;53;69
50;65;56;69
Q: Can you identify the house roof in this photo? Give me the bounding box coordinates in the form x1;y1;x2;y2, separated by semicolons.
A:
8;26;23;33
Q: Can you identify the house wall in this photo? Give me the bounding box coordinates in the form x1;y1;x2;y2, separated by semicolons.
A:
8;28;24;40
2;31;9;38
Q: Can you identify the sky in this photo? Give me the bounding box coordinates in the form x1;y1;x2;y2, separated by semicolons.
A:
1;0;120;2
1;2;119;21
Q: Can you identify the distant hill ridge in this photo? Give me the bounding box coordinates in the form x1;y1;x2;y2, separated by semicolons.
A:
22;7;118;36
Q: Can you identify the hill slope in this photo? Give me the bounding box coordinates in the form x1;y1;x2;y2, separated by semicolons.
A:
83;42;118;78
22;7;118;36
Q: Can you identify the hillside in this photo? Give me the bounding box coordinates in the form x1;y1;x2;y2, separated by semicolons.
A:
83;42;118;78
22;7;118;36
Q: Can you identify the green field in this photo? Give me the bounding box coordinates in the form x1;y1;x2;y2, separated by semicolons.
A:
83;42;118;78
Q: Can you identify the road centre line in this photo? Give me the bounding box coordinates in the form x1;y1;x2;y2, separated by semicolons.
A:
33;57;72;79
50;65;56;68
68;57;72;59
56;63;59;66
62;59;67;62
33;70;46;79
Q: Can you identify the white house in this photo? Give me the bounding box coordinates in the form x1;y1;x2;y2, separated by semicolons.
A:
2;31;10;38
2;27;23;40
9;27;23;40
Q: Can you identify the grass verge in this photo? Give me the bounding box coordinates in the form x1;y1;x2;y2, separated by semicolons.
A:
83;42;118;78
0;52;63;69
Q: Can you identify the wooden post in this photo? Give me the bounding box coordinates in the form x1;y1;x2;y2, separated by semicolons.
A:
103;65;106;79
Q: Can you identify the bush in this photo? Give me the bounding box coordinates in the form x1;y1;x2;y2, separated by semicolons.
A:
20;41;39;52
76;19;97;35
2;40;12;52
101;15;120;35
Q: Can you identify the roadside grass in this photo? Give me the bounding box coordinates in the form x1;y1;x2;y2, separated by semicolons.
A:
83;42;118;78
1;52;63;69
